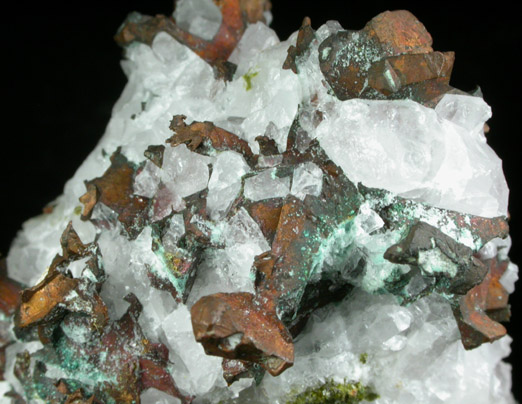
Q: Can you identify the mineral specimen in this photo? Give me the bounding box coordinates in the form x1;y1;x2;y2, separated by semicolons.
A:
0;1;518;403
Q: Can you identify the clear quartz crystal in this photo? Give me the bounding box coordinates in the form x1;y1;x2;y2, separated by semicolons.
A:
290;162;323;200
162;305;225;396
162;214;186;251
244;168;291;201
207;151;250;220
134;160;162;198
162;144;211;198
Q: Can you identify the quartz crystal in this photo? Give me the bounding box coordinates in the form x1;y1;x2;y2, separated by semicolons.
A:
0;2;517;404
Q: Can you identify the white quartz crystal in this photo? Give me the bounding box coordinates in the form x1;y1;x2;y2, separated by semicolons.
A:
161;305;226;396
435;93;492;134
290;162;323;200
3;5;515;404
315;97;508;218
162;144;212;198
0;382;10;400
134;160;162;198
244;168;291;201
250;290;516;404
207;151;250;220
141;388;182;404
162;213;186;251
187;208;269;306
173;0;222;41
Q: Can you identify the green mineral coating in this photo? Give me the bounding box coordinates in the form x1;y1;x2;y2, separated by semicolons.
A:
359;353;368;364
287;380;379;404
73;206;83;215
55;335;116;387
151;242;189;296
310;219;355;278
242;70;259;91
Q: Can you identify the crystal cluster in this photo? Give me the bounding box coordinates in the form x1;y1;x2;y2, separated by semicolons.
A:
0;1;517;403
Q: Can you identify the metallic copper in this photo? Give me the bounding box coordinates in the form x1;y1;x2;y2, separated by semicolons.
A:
79;149;150;239
115;0;271;67
283;17;315;73
191;292;294;376
167;115;254;163
0;258;21;316
454;257;511;349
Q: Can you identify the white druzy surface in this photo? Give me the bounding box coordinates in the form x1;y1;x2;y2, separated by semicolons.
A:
4;12;516;404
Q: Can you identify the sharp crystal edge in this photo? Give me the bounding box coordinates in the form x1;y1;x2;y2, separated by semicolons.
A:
0;1;518;403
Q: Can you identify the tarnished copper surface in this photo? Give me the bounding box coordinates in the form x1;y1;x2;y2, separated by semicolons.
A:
222;358;262;385
394;78;465;107
359;185;510;247
319;29;371;99
318;10;459;105
368;51;454;95
283;17;315;73
79;149;149;239
0;258;16;382
16;223;108;334
78;183;98;220
454;257;510;349
384;221;489;295
69;294;191;403
115;0;271;68
270;197;308;259
63;390;98;404
191;292;294;376
0;258;21;316
144;144;165;168
167;115;255;163
255;135;279;156
364;10;433;55
246;199;284;244
17;270;78;328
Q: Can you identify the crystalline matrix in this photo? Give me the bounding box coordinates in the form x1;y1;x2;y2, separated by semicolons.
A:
0;1;518;403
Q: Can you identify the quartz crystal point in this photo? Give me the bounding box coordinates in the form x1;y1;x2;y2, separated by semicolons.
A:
0;1;517;403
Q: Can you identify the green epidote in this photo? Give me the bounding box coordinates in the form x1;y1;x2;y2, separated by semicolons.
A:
359;353;368;364
243;69;259;91
287;380;379;404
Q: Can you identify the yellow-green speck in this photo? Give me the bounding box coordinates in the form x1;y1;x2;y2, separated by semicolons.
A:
243;70;259;91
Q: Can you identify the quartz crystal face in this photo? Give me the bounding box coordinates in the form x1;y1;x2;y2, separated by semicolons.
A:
0;1;518;403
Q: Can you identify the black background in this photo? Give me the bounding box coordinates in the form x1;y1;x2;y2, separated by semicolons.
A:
1;0;520;400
